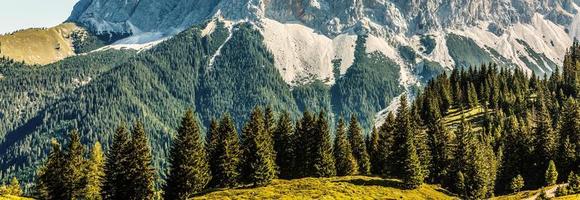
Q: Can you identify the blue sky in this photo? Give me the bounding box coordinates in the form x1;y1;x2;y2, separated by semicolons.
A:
0;0;79;34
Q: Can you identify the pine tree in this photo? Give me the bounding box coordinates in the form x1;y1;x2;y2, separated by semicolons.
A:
545;160;558;186
534;98;557;181
37;139;66;200
264;105;277;166
103;123;132;199
378;112;395;176
273;111;295;179
467;82;479;108
427;119;454;183
557;98;579;180
7;177;21;196
510;174;525;193
212;114;242;188
63;129;86;199
241;107;277;186
334;117;358;176
312;111;336;177
84;142;105;200
294;111;316;178
368;126;380;175
206;119;221;187
348;115;371;175
393;95;424;189
128;122;156;199
164;110;211;199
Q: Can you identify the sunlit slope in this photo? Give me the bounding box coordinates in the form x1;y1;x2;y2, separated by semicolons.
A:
0;23;83;65
193;176;456;200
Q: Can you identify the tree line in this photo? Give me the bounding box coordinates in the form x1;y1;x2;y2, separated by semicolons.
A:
31;42;580;200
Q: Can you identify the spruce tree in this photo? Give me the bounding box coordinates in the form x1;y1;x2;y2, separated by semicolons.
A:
368;126;380;175
510;174;525;193
103;123;132;200
273;111;295;179
427;119;454;183
545;160;558;186
128;121;156;200
378;112;395;176
534;98;557;181
312;111;336;177
393;95;424;189
212;114;242;188
37;139;66;200
206;119;221;187
64;130;86;199
467;82;479;108
348;115;371;175
84;142;105;200
294;111;316;178
7;177;21;197
334;117;358;176
557;98;580;180
164;110;211;199
241;107;277;186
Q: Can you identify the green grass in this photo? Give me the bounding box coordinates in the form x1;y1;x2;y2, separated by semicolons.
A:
193;176;457;200
0;195;33;200
553;194;580;199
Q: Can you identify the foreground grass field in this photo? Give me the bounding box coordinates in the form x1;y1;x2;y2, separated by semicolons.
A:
193;176;457;200
0;195;33;200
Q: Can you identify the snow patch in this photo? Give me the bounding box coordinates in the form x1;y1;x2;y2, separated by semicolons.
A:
72;77;92;87
208;24;234;70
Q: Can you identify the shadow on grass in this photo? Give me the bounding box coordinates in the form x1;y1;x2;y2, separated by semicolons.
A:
333;178;406;189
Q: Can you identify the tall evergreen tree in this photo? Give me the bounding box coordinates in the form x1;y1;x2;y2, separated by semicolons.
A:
241;107;277;186
378;112;396;176
164;110;211;200
427;119;454;183
533;98;557;186
348;115;371;175
311;111;336;177
206;118;220;187
294;111;316;178
212;115;242;188
334;117;358;176
103;123;132;200
393;95;424;189
63;129;87;199
84;141;105;200
128;121;156;200
273;111;295;179
557;98;580;180
368;126;381;175
545;160;558;186
36;139;66;200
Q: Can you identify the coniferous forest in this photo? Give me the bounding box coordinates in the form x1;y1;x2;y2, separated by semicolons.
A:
27;40;580;199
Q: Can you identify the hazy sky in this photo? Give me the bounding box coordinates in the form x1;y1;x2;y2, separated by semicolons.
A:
0;0;79;34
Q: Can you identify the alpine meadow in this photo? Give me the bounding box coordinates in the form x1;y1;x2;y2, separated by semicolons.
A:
0;0;580;199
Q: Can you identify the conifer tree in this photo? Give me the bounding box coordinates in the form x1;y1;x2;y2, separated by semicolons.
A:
368;126;380;175
273;111;295;179
348;115;371;175
312;111;336;177
378;112;395;176
37;139;66;200
164;110;211;199
557;98;579;180
212;115;242;188
545;160;558;186
241;107;277;186
294;111;316;178
63;130;86;199
427;119;454;183
534;98;557;174
206;119;220;187
467;82;479;108
103;124;131;200
7;177;21;197
334;117;358;176
84;142;105;200
393;95;424;189
128;121;156;200
510;174;525;193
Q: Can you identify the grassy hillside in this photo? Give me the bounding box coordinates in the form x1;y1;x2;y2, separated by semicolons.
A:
0;23;83;65
0;195;32;200
193;176;456;200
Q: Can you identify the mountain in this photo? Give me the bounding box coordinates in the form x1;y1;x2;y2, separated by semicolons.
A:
0;0;579;189
68;0;578;85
